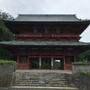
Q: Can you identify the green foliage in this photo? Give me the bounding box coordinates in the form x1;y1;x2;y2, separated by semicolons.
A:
72;61;89;65
0;59;17;69
32;60;39;68
0;47;16;60
77;50;90;62
53;62;60;69
0;16;13;41
0;10;13;20
42;63;50;69
0;10;13;41
0;10;14;60
79;70;90;75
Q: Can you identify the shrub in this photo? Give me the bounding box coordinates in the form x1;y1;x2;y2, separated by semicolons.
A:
42;63;50;69
72;61;89;65
79;70;90;75
0;59;17;69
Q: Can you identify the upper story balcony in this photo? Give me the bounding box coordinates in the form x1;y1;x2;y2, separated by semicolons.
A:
13;33;81;41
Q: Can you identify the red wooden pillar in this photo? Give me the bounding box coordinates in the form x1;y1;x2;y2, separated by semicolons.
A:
51;57;54;69
39;56;42;69
17;55;20;69
63;56;65;70
27;56;30;69
74;55;76;62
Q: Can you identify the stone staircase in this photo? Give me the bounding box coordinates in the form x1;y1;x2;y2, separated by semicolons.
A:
11;70;79;90
13;70;78;90
10;70;79;90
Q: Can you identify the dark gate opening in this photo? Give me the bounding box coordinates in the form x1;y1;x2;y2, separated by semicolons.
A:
42;57;51;69
30;57;39;69
53;58;64;70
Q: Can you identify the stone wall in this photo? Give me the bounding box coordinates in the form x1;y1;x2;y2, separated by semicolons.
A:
69;74;90;90
72;65;90;74
0;65;15;87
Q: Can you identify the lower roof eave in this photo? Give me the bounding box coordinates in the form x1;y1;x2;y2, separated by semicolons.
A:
0;41;90;46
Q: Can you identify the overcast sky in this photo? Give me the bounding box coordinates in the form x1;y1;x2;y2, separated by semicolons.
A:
0;0;90;42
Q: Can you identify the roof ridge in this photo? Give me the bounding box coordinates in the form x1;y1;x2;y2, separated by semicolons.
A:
18;14;76;16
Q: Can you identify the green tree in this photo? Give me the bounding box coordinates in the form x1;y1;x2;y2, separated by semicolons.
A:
77;50;90;63
0;10;13;41
0;10;15;60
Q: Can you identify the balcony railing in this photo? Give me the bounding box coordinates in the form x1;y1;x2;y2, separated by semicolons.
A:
14;33;80;38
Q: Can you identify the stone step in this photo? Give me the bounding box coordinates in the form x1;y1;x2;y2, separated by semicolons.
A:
16;77;66;79
0;87;79;90
15;80;69;83
10;86;79;90
15;82;68;84
18;79;67;82
16;79;68;82
15;81;69;84
14;84;70;87
15;82;69;85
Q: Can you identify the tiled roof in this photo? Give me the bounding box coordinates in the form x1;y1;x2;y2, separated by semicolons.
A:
15;14;80;22
0;41;89;46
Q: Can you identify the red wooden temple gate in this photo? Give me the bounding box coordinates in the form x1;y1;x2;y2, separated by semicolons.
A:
0;14;90;70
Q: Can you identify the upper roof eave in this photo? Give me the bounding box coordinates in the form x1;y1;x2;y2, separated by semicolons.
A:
3;14;90;23
3;20;90;24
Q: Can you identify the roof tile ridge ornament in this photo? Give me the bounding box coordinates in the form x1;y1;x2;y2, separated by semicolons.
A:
73;14;81;21
75;15;90;21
